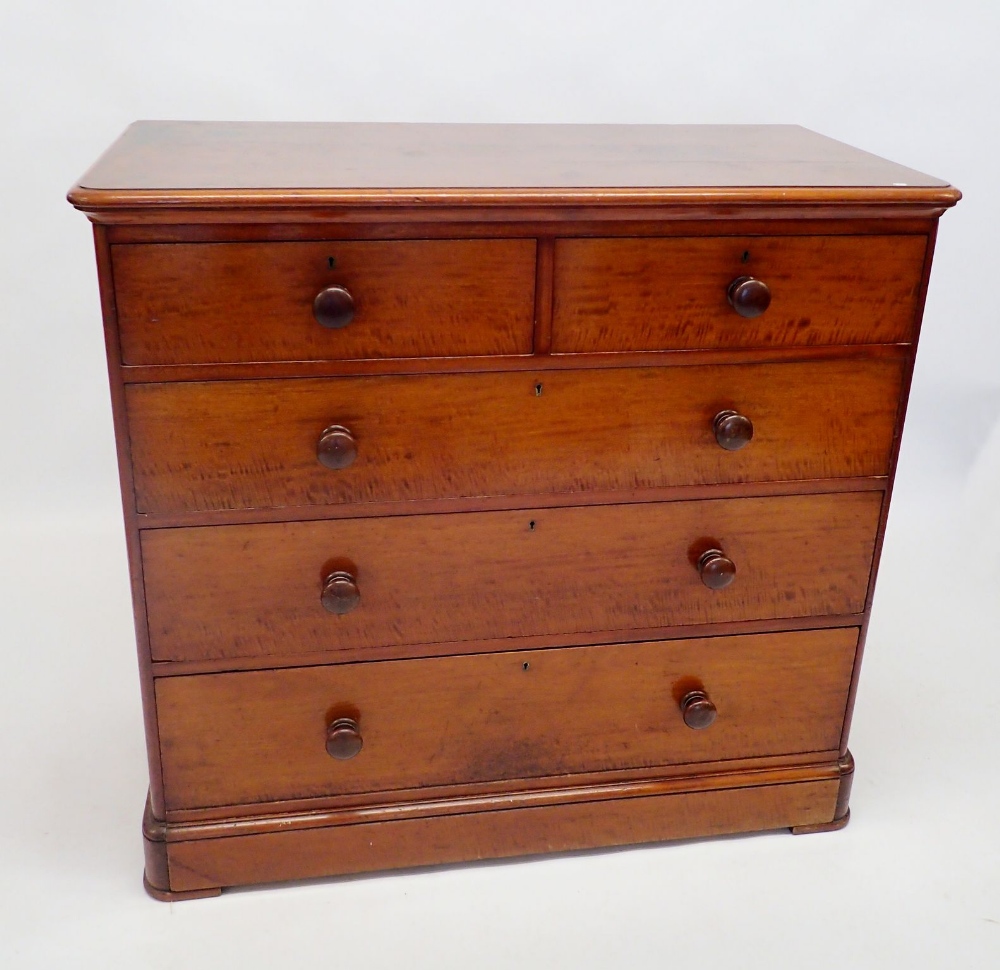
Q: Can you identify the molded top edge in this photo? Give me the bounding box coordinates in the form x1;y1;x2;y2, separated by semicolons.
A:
68;121;960;212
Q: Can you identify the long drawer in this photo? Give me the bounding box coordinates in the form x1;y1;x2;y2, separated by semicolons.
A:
155;627;859;811
141;492;881;662
112;239;537;364
127;359;903;514
552;235;926;352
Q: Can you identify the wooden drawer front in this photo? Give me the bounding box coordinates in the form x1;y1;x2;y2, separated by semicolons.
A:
113;239;537;364
552;235;926;353
142;492;880;663
156;627;858;811
128;359;902;514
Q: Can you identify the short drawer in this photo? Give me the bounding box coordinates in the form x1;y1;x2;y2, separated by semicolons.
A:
141;492;881;663
127;358;903;514
155;627;859;811
552;235;926;352
113;239;537;364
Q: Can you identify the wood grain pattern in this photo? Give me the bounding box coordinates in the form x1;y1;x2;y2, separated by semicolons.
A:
105;216;940;245
92;227;169;820
150;612;866;681
119;340;909;386
160;751;844;827
155;628;857;811
126;359;903;514
141;492;882;663
135;478;887;534
113;239;536;365
790;750;854;834
81;202;958;229
68;123;959;896
160;778;840;892
68;122;956;214
552;235;926;352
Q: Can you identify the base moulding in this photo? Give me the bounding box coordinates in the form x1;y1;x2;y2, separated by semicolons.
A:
142;754;854;900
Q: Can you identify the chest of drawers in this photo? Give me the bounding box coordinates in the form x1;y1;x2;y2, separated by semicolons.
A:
69;122;959;900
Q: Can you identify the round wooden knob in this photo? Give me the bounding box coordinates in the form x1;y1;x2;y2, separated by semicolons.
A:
713;410;754;451
317;425;357;470
326;717;363;759
321;570;360;615
680;690;717;730
313;285;355;329
697;548;736;590
727;276;771;318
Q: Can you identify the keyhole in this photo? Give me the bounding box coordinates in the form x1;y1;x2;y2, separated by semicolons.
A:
741;250;750;263
328;256;336;269
534;383;543;396
528;520;536;531
522;662;530;671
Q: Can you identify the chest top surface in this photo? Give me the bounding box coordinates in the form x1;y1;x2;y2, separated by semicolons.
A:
68;121;958;213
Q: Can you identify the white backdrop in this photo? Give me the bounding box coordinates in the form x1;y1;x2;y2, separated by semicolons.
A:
2;2;998;967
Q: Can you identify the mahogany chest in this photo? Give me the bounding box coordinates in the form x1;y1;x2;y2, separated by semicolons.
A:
69;122;959;899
